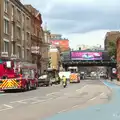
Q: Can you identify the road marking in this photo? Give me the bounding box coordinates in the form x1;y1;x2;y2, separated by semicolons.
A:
57;109;68;114
3;104;13;108
31;100;46;104
90;92;104;101
90;97;97;101
31;98;53;104
0;104;13;112
71;105;79;109
76;85;88;92
46;92;60;96
10;97;38;103
17;101;27;104
100;92;105;96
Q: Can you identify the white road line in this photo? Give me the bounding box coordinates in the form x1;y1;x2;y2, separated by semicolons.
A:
76;85;88;92
57;109;68;114
0;108;12;112
4;104;13;108
17;101;27;104
90;92;104;101
46;92;60;96
90;97;97;101
71;105;79;109
31;100;45;104
31;98;53;104
100;92;105;96
10;97;38;103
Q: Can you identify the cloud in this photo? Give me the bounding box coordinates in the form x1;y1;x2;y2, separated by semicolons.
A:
21;0;120;33
21;0;120;48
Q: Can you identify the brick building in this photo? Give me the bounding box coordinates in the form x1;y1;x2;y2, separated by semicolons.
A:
104;31;120;50
24;5;43;74
0;0;31;61
116;37;120;79
24;5;50;74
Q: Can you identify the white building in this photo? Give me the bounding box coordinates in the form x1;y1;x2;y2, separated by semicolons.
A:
76;44;104;51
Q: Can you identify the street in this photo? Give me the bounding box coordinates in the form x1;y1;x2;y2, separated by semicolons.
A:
0;80;111;120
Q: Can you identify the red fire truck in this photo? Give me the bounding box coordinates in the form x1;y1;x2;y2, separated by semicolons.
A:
0;59;38;92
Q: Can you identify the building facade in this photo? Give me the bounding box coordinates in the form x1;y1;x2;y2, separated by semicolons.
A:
41;30;50;73
116;37;120;80
0;0;50;74
0;0;31;61
50;34;62;40
50;34;70;52
49;45;61;70
24;5;43;74
76;44;103;51
104;31;120;50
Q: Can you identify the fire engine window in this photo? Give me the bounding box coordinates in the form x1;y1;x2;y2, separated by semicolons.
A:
0;59;3;63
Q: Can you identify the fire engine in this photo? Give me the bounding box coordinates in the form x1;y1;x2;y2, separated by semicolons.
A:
0;59;38;92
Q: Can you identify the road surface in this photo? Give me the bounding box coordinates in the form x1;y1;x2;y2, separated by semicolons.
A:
46;81;120;120
0;80;111;120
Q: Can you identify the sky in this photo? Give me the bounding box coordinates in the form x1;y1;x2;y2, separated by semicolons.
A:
21;0;120;49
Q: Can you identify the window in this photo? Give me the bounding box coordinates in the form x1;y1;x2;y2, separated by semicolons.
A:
17;46;21;58
22;14;25;25
4;0;8;13
22;48;24;59
17;26;21;39
26;32;29;41
27;49;29;60
37;29;39;37
11;5;14;16
17;9;21;21
11;42;15;54
26;17;29;26
11;24;14;39
4;19;9;34
4;41;9;52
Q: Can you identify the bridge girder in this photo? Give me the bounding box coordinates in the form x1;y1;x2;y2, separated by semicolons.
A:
62;60;116;67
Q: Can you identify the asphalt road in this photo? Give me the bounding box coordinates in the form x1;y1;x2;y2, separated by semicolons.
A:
0;80;111;120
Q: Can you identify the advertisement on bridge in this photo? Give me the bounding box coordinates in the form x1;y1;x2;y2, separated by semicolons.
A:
71;51;102;60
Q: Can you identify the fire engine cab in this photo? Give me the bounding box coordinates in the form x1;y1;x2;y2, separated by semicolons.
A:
0;59;38;92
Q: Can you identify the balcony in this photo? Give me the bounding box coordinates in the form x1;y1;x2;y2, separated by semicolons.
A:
31;34;42;43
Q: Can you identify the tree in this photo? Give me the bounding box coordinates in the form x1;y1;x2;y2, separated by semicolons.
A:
108;41;116;58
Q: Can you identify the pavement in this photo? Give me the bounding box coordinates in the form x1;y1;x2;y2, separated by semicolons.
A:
107;79;120;86
0;80;111;120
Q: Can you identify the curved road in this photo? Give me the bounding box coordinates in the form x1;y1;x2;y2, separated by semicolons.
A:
45;81;120;120
0;80;111;120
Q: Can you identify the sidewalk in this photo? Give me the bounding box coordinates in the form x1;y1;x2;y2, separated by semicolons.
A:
107;79;120;86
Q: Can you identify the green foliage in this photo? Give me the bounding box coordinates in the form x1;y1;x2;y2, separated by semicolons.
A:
108;41;116;58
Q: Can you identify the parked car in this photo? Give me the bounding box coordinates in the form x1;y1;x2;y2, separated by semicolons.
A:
38;74;50;87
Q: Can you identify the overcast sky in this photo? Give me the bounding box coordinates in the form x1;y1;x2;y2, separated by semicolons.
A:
21;0;120;49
